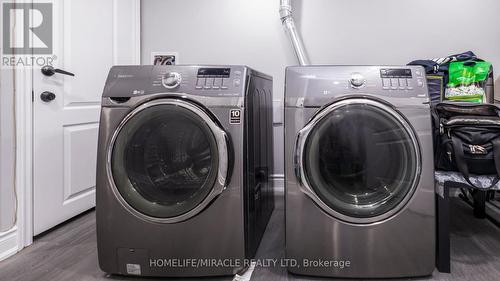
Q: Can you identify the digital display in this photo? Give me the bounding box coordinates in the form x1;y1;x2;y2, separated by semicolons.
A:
380;69;412;78
197;68;231;78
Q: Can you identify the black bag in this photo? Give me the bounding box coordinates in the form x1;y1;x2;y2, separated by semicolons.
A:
434;103;500;188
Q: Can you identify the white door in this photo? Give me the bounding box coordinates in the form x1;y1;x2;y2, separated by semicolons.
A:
33;0;140;235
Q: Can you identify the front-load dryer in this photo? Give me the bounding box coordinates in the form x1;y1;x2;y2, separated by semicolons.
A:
284;66;435;278
96;65;274;277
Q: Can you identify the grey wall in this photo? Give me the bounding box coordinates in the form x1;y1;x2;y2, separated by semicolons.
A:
141;0;500;176
0;68;16;232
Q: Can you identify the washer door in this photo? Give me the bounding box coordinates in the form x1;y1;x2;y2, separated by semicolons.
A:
109;99;230;223
296;98;421;224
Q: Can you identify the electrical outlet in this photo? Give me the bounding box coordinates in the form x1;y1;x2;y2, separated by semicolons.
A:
151;52;179;65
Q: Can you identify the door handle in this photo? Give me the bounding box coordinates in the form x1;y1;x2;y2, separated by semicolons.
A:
41;65;75;77
40;91;56;102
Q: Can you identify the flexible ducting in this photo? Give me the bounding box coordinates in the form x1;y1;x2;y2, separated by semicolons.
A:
279;0;310;65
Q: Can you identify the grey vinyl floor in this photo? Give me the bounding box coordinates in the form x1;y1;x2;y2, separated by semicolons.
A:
1;197;500;281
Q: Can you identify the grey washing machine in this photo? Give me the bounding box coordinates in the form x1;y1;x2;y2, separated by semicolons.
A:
96;65;274;277
285;66;435;278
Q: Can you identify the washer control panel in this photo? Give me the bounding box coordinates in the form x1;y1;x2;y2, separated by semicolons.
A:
149;65;246;96
103;65;253;99
350;72;366;88
196;68;230;89
380;68;425;91
195;68;242;90
162;72;182;89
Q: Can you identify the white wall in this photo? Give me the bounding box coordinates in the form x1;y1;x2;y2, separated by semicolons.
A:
0;68;16;233
141;0;500;176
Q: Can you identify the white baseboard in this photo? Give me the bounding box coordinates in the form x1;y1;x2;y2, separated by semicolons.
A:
271;174;284;194
0;227;19;261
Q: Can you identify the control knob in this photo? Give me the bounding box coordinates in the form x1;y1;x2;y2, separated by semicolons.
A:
162;72;182;89
350;73;366;88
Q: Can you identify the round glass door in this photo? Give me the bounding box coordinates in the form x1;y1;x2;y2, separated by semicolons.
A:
301;99;420;222
110;102;220;219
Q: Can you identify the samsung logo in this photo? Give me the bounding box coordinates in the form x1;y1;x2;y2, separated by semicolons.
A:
116;74;134;78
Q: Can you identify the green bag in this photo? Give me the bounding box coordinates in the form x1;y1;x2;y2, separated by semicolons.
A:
445;61;492;103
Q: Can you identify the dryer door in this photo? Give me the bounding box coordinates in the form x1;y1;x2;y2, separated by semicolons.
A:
108;99;230;223
296;98;421;224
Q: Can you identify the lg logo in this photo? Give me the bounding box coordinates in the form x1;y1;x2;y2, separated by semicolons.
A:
2;3;53;55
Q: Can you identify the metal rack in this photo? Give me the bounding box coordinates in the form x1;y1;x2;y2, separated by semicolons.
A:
436;179;498;273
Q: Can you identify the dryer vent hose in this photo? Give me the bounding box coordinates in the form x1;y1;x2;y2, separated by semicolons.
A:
279;0;310;66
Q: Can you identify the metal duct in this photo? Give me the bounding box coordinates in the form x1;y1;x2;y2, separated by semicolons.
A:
279;0;310;65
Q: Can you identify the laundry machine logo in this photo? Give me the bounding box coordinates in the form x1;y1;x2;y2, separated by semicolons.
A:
1;1;55;68
132;89;145;95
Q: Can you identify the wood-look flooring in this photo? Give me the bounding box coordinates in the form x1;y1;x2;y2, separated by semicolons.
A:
1;197;500;281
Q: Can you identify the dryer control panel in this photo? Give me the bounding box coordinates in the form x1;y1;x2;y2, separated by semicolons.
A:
284;65;429;108
379;68;425;91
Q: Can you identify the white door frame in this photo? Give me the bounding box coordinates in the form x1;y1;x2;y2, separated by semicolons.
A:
6;0;141;257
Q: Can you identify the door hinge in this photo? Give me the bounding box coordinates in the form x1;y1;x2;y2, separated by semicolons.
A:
32;90;34;102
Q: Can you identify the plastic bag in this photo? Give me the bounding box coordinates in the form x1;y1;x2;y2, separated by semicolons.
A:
444;61;492;103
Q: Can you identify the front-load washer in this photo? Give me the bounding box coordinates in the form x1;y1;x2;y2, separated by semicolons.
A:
96;65;274;277
284;66;435;278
